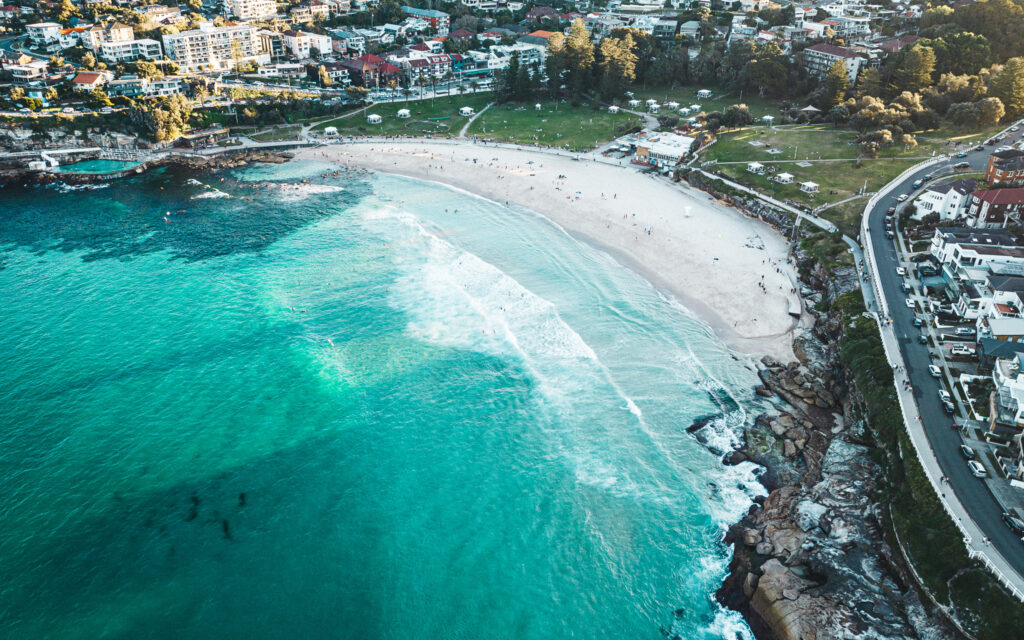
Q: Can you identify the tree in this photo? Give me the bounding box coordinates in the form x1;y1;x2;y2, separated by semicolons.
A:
828;104;850;127
545;32;566;98
317;65;332;87
987;57;1024;120
721;104;752;127
9;86;25;102
977;96;1005;126
892;46;936;94
43;87;59;104
820;60;849;108
596;33;637;99
854;67;882;98
56;0;79;22
563;19;594;98
82;52;96;70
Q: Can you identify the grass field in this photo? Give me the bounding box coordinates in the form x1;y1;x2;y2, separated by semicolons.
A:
466;100;642;149
628;87;781;120
311;93;494;136
248;125;303;142
704;126;939;163
713;157;920;210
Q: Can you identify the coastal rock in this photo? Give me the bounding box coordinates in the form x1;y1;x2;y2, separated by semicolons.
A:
742;528;762;547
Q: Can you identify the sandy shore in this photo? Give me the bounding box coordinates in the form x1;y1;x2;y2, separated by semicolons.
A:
296;141;802;361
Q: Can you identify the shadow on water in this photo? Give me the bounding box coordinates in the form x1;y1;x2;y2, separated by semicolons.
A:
0;165;371;266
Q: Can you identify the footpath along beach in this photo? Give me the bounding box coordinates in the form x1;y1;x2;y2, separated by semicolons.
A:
296;141;803;360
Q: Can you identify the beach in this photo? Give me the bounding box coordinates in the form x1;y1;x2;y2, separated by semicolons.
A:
297;141;802;361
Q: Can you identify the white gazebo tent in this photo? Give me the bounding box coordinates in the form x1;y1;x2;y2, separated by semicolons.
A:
459;106;474;116
666;101;680;109
628;99;641;107
397;108;410;118
648;102;660;113
679;107;691;116
324;126;339;136
747;161;765;174
366;113;382;124
696;89;712;98
690;104;701;111
646;98;658;106
608;105;620;113
535;103;542;110
761;115;774;124
776;172;794;184
800;181;819;193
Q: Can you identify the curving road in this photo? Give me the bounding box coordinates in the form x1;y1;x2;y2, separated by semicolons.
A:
863;127;1024;587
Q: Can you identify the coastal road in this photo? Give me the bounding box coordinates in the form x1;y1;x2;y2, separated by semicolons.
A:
864;128;1024;587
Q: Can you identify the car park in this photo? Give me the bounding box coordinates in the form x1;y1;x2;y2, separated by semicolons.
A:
896;266;906;275
1003;512;1024;535
929;365;942;378
968;460;987;478
960;445;976;459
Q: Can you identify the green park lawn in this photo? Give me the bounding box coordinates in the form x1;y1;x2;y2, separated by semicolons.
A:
311;93;494;137
628;87;781;120
248;125;303;142
704;126;941;163
713;156;920;211
465;100;643;149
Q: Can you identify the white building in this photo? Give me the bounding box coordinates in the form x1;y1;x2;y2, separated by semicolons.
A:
26;23;62;46
84;22;134;51
162;22;270;72
283;30;332;59
916;178;977;221
100;38;163;63
228;0;277;20
802;42;865;85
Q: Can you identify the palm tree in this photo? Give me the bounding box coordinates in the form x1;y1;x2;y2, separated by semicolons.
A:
469;80;479;94
403;87;412;106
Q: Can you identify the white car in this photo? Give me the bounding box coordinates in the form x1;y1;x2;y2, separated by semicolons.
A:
897;194;909;202
968;460;987;478
896;267;907;276
929;365;942;378
939;389;951;403
906;298;915;308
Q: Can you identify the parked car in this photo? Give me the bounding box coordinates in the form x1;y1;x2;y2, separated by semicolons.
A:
913;316;923;327
955;326;976;336
954;161;971;169
912;180;922;189
896;266;907;276
99;106;113;114
896;194;909;202
901;282;912;293
906;298;915;308
1002;512;1024;535
929;365;942;378
61;107;75;114
968;460;987;478
943;400;956;414
951;344;974;355
1013;126;1020;132
887;206;896;215
955;152;968;158
886;230;895;239
960;445;976;460
939;389;952;403
974;145;985;151
919;334;928;344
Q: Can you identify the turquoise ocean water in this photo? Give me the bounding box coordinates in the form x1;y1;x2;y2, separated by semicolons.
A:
0;161;765;639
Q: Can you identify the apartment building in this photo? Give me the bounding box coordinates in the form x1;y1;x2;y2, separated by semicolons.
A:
400;6;450;36
965;188;1024;228
282;30;332;59
82;21;134;51
986;150;1024;186
26;22;61;46
228;0;277;20
100;38;163;63
162;22;270;72
916;178;977;221
802;43;865;85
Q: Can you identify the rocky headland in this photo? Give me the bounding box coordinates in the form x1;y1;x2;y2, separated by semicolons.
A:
695;252;961;640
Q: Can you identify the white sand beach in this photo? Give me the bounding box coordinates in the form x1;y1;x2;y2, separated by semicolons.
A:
296;141;803;361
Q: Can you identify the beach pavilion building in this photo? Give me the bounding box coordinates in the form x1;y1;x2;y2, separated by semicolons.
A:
459;106;474;116
632;131;695;169
697;89;712;98
800;181;819;194
608;105;620;113
397;108;410;118
367;113;382;124
776;172;794;184
747;161;765;174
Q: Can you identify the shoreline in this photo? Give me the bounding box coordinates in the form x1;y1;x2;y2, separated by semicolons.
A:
295;141;804;362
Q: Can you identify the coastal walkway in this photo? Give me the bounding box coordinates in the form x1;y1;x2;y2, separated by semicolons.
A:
693;168;837;234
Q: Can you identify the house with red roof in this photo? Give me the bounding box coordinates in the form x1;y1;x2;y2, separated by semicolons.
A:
966;188;1024;228
71;70;110;91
